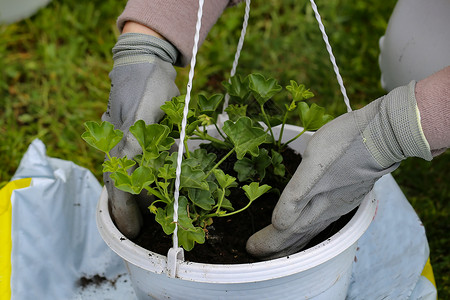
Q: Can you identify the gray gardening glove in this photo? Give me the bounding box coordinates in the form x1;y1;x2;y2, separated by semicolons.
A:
102;33;179;238
246;81;433;259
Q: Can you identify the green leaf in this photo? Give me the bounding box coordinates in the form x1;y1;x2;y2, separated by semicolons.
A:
248;73;282;105
224;104;247;122
286;80;314;102
219;197;234;211
222;117;268;159
161;196;206;251
102;156;136;173
271;149;286;177
157;181;170;193
251;114;282;128
197;94;223;114
158;164;176;180
182;158;200;169
129;120;175;159
222;75;251;104
189;149;217;171
180;163;209;190
242;182;272;202
109;172;134;194
212;169;236;189
251;148;271;180
264;115;283;127
197;114;214;127
160;95;185;125
102;157;120;173
147;152;169;170
81;121;123;154
186;119;202;135
178;226;205;251
149;204;158;214
214;189;234;211
188;187;215;210
131;166;156;193
233;158;256;182
285;101;297;112
110;166;155;194
155;207;175;235
165;152;178;166
298;102;334;131
233;149;271;181
155;196;191;235
207;180;218;194
119;157;136;170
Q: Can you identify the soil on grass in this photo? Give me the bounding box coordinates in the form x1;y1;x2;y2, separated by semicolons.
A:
131;144;356;264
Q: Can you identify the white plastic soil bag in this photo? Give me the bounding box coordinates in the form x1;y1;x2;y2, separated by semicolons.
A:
348;174;437;300
5;139;133;299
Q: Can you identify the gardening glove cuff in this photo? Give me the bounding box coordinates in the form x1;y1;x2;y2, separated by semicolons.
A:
360;80;433;168
101;33;179;238
112;33;178;66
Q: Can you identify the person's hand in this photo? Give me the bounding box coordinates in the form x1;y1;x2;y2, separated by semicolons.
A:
102;32;179;238
246;81;433;259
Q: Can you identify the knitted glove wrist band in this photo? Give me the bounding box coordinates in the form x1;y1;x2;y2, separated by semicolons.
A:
112;32;178;66
362;81;432;168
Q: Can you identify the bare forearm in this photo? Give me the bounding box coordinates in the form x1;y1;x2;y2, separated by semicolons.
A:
122;21;165;39
415;66;450;155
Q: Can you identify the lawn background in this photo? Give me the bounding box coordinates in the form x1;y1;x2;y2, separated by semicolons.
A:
1;0;448;297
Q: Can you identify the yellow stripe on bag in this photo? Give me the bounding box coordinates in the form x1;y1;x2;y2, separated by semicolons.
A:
0;178;32;300
421;258;437;288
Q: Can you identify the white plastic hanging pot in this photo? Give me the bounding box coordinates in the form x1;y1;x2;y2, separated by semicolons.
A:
96;124;378;300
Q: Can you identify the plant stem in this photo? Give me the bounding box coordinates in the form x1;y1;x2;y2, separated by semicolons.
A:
145;186;169;203
213;199;254;218
149;199;168;212
183;138;190;159
202;190;228;219
214;123;227;141
260;104;275;143
284;128;307;147
215;188;226;212
160;181;171;202
192;131;229;148
178;122;191;159
203;148;235;179
277;111;289;148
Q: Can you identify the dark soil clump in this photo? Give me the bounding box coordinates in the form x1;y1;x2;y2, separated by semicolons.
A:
78;275;109;289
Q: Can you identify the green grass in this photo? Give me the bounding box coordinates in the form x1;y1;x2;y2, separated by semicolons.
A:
1;0;448;296
0;0;124;182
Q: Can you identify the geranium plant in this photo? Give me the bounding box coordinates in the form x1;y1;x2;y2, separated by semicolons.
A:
82;73;333;251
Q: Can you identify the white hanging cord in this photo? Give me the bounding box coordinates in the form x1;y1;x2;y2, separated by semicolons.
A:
168;0;205;278
309;0;352;112
222;0;251;113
